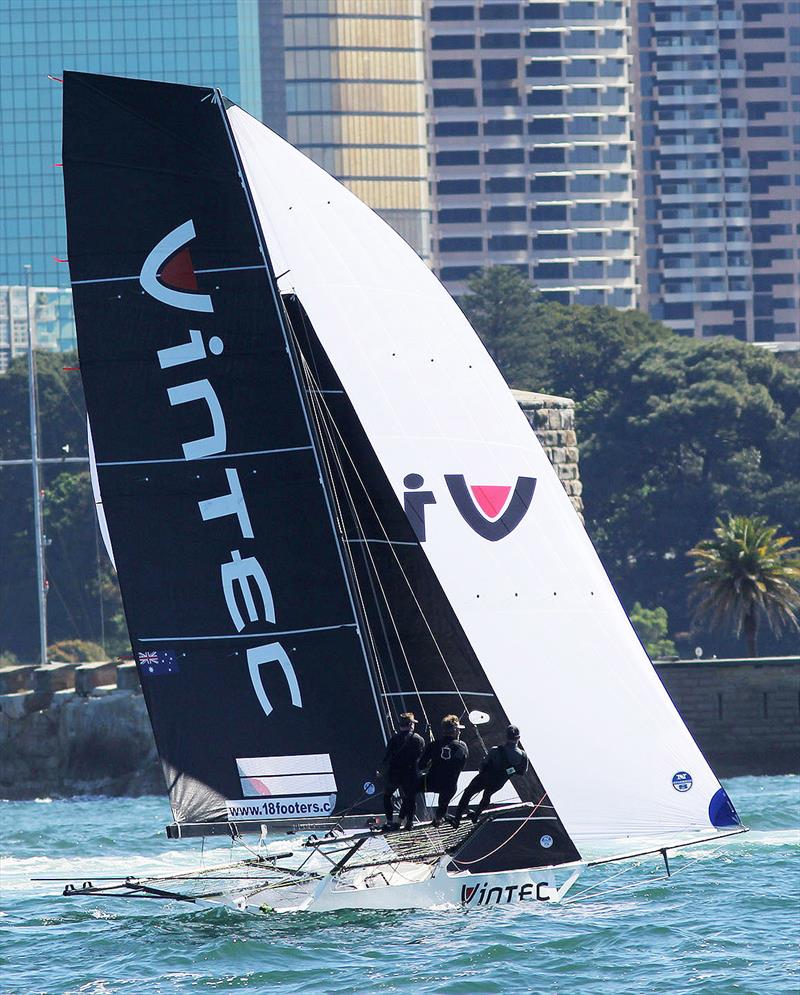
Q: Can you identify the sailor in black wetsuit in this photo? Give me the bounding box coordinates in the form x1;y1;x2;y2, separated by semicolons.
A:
379;712;425;831
451;724;528;827
419;714;469;827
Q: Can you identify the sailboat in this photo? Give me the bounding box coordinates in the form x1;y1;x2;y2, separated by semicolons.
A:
59;71;744;913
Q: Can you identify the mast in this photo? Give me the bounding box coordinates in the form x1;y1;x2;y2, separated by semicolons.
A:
24;264;48;665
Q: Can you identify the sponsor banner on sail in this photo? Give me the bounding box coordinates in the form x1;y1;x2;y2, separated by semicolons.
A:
225;795;336;821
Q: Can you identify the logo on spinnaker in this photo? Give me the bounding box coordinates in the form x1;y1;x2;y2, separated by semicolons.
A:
402;473;536;542
672;771;693;792
540;834;554;848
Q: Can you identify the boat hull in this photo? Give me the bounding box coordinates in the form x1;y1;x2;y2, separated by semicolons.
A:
208;859;583;914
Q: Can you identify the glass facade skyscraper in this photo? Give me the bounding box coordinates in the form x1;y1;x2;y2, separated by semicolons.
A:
0;0;262;292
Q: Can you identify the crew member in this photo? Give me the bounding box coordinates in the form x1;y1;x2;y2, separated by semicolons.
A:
451;724;528;827
379;712;425;831
419;714;469;827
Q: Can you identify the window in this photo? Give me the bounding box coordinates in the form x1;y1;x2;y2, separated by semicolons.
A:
570;30;597;48
566;60;598;78
532;203;568;221
488;205;527;221
607;259;631;278
568;88;599;106
529;146;566;163
433;59;476;79
482;32;519;48
570;145;601;163
485;147;525;163
528;117;566;134
485;118;524;134
483;87;521;105
525;3;561;19
439;237;483;252
482;58;518;79
480;2;520;18
527;60;563;78
570;116;600;134
434;88;477;107
527;31;562;49
571;202;602;221
487;176;526;192
437;179;481;194
435;121;480;136
441;266;480;281
534;233;569;250
576;289;606;306
432;34;475;49
573;231;602;250
528;89;564;106
436;150;481;165
574;260;603;279
431;5;475;20
489;234;527;250
572;173;602;192
439;208;482;223
531;174;567;192
534;261;570;279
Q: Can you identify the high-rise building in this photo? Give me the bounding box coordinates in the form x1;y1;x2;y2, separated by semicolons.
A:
632;0;800;342
0;285;75;374
259;0;430;258
0;0;262;292
426;0;639;307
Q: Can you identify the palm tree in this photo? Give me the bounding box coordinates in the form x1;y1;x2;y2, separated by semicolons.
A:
687;515;800;657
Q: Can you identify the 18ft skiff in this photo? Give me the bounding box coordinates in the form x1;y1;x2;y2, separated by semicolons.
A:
57;72;744;913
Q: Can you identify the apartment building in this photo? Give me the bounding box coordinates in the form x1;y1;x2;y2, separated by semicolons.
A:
632;0;800;341
426;0;639;307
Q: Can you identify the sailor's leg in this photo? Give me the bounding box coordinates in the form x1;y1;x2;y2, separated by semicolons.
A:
475;787;494;817
399;786;417;828
435;787;455;822
383;788;396;824
454;774;483;824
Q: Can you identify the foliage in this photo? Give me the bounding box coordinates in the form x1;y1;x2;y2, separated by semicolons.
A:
0;352;127;659
462;267;800;653
687;516;800;657
629;603;677;660
0;650;19;667
47;639;108;663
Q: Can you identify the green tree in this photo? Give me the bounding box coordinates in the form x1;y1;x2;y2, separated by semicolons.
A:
629;602;677;659
47;639;107;663
687;515;800;657
0;351;127;658
460;266;539;383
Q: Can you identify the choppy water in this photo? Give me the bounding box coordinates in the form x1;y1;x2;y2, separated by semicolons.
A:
2;776;798;995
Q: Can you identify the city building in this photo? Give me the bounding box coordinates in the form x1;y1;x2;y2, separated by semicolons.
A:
0;0;262;293
425;0;639;307
632;0;800;342
0;285;75;374
259;0;430;257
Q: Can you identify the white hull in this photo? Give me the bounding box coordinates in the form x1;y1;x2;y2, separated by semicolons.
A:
202;856;583;914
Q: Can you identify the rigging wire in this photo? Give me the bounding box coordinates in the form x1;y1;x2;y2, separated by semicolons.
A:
448;794;550;869
291;331;488;755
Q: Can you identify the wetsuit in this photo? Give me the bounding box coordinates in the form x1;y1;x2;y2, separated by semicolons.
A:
420;735;469;819
454;741;528;823
381;728;425;826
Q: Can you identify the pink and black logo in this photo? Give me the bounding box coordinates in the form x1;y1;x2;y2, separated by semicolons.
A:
403;473;536;543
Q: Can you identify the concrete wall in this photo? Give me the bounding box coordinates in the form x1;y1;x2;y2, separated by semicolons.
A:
1;656;796;799
656;656;800;777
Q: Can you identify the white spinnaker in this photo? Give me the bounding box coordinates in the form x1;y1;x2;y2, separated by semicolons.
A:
227;106;728;846
87;419;116;571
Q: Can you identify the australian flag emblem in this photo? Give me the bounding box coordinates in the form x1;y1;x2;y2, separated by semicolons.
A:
137;649;178;677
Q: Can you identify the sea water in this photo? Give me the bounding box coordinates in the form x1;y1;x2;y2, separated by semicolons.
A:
1;775;798;995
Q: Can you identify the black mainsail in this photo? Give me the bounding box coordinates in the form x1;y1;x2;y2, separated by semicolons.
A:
63;72;388;826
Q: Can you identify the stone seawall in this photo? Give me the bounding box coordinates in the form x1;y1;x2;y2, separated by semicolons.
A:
1;657;796;799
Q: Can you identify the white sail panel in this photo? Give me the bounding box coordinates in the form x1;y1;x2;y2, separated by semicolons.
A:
228;106;734;844
87;418;116;571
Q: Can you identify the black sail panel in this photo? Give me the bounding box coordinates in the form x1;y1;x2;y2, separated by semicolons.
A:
62;72;387;826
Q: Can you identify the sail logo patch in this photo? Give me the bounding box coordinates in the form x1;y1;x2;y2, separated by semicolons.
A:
236;754;336;798
460;881;552;905
403;473;536;542
140;220;302;727
137;649;179;677
672;771;693;792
